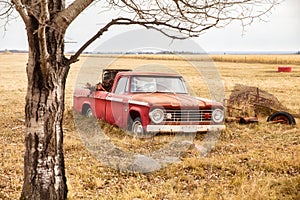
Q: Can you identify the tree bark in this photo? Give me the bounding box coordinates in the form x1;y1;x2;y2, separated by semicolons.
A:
20;14;70;200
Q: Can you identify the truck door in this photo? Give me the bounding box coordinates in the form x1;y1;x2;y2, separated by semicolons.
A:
94;91;108;120
105;76;129;128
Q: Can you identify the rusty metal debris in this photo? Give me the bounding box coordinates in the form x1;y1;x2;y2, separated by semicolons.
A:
225;84;296;125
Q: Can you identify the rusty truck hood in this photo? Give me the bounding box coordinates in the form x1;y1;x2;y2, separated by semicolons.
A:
130;93;222;109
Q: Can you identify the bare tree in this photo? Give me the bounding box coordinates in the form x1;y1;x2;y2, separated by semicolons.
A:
1;0;279;199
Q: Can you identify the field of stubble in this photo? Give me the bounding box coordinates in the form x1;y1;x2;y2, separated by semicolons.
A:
0;53;299;199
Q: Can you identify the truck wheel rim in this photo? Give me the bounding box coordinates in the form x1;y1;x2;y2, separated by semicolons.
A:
86;108;93;117
132;121;143;135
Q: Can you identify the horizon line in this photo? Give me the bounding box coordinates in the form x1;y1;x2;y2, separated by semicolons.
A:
1;49;299;55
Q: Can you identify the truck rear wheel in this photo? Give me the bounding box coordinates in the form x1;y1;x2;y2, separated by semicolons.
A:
85;108;93;117
82;105;93;117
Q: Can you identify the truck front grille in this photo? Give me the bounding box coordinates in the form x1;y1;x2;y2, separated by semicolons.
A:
164;109;212;122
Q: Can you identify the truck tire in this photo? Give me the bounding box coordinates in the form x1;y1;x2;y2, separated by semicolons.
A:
83;106;93;117
267;111;296;125
130;117;145;137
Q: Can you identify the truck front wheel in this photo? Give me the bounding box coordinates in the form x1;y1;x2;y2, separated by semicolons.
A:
130;117;145;137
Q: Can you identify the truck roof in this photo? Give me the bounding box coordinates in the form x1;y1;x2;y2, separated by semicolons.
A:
116;71;183;77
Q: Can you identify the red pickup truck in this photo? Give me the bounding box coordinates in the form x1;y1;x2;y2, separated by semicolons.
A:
73;70;225;136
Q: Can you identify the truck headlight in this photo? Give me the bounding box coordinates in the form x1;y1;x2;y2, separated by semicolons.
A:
212;109;224;123
149;108;164;124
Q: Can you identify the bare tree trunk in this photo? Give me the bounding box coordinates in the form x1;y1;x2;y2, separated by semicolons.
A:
21;16;69;200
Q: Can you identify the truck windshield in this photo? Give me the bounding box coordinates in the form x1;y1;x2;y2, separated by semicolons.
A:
130;76;188;94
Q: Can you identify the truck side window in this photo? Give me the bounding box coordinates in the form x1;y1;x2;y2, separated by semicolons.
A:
114;77;128;94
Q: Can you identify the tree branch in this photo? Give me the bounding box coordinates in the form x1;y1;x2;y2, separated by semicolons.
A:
110;0;279;34
68;16;221;64
38;0;50;76
68;18;124;64
52;0;95;33
11;0;30;26
0;1;14;17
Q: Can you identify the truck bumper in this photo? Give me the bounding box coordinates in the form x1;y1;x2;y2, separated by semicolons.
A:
146;124;225;133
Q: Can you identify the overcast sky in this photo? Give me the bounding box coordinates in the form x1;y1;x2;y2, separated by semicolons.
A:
0;0;299;53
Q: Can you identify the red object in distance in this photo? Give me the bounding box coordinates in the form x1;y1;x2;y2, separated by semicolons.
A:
278;66;292;72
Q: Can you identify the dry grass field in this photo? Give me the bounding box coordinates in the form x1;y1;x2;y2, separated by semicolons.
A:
211;54;300;65
0;53;299;199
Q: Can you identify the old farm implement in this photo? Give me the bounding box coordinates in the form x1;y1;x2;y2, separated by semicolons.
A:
225;84;298;125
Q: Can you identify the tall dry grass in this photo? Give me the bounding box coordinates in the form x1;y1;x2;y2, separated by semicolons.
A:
0;53;299;199
84;53;300;65
211;54;300;65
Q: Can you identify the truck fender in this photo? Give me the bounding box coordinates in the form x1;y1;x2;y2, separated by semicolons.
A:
128;106;150;128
